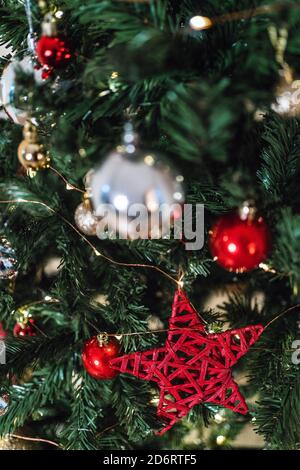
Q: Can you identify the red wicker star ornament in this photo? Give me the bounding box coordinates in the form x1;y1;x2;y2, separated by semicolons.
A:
110;290;264;434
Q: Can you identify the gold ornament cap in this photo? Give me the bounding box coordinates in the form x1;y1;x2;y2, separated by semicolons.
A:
97;332;109;347
23;120;38;144
83;192;93;209
238;200;257;222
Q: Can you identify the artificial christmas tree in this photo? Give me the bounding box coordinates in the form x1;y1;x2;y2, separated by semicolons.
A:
1;0;300;452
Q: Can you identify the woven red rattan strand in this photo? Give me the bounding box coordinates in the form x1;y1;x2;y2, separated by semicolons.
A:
110;290;264;434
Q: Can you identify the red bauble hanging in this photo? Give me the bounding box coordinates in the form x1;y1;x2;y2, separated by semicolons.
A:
209;205;271;273
35;12;72;78
82;335;120;380
13;319;36;337
36;36;72;70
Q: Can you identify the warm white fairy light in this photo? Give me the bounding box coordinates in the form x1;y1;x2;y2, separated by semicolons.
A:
55;10;64;19
216;435;226;445
214;412;226;424
189;15;213;31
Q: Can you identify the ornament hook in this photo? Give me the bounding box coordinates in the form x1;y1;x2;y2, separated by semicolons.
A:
97;332;109;347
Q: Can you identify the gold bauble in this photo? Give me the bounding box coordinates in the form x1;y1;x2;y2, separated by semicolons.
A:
18;140;50;170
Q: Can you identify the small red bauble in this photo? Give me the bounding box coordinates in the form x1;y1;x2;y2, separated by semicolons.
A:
209;210;271;272
36;36;72;69
82;336;120;380
13;319;36;337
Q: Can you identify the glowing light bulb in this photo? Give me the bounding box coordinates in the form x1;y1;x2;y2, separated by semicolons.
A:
173;191;183;201
55;10;64;19
216;435;226;446
144;155;155;166
126;144;136;154
189;15;213;31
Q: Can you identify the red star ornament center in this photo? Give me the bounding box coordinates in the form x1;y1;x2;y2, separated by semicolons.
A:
110;290;264;434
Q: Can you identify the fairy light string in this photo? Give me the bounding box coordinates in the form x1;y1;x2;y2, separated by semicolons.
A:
9;433;60;448
48;166;85;193
264;304;300;329
1;197;298;330
6;299;300;450
0;198;181;287
7;420;119;448
117;302;300;337
85;294;300;341
6;301;299;450
118;0;300;19
22;168;285;279
188;2;300;30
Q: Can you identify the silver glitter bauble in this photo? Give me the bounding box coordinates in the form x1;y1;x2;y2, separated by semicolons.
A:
0;387;9;417
0;56;43;125
90;145;185;240
0;237;19;280
74;202;99;236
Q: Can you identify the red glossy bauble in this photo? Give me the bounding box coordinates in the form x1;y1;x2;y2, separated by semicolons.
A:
209;211;271;273
82;336;120;380
13;319;36;337
36;36;72;69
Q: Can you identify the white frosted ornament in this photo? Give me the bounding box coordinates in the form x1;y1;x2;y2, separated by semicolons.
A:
0;56;43;125
90;124;185;240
